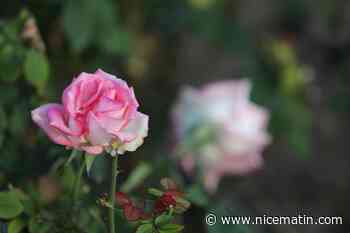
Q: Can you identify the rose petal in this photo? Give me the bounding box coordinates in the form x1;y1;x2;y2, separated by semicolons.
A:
62;72;103;116
77;76;103;109
82;145;104;155
201;79;251;104
217;153;264;175
95;69;130;91
31;104;74;146
117;112;148;153
94;96;124;115
87;112;112;146
47;107;81;136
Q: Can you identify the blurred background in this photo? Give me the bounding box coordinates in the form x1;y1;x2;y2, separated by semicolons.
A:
0;0;349;233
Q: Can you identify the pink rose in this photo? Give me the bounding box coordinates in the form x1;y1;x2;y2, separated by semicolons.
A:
32;69;148;155
172;80;271;193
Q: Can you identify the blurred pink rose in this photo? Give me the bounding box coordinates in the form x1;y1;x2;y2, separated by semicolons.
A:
172;80;271;193
32;69;148;155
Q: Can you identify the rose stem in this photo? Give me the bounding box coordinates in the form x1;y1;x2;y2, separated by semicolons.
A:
72;151;85;206
109;155;119;233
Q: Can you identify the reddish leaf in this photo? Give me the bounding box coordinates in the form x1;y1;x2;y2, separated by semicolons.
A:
124;205;141;221
124;204;151;221
115;192;132;207
116;192;151;221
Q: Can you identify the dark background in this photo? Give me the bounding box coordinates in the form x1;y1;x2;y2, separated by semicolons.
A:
1;0;350;233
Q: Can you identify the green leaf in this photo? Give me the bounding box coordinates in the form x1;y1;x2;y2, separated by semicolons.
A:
186;184;209;207
85;153;97;175
148;188;163;197
159;224;184;233
24;49;49;93
64;149;82;167
63;0;129;54
60;166;75;191
121;162;152;193
8;217;27;233
21;199;35;216
0;191;24;219
28;217;51;233
173;196;191;214
136;223;154;233
155;213;173;227
0;45;23;82
10;189;35;216
63;0;96;51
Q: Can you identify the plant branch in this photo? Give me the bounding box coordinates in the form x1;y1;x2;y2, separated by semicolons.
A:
109;155;119;233
72;151;85;206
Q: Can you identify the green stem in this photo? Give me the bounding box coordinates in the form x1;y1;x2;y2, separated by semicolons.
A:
72;152;85;205
65;149;80;167
109;155;119;233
